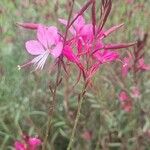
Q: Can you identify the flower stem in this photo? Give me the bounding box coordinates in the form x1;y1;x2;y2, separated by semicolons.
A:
42;91;56;150
67;83;87;150
42;63;61;150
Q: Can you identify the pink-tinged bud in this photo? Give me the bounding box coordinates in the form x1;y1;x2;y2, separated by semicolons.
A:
102;23;124;38
130;86;141;98
118;91;132;112
119;91;129;101
125;0;134;4
81;130;92;141
138;58;150;71
121;51;133;77
104;42;136;50
16;22;39;30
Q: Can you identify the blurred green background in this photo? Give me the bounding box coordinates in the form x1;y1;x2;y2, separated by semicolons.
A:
0;0;150;149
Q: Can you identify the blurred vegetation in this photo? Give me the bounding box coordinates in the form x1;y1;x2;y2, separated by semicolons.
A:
0;0;150;149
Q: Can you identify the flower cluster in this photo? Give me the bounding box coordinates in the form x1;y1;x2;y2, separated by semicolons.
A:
18;14;134;82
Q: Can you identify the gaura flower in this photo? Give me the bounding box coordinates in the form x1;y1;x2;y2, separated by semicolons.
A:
18;24;63;70
14;136;41;150
59;15;93;41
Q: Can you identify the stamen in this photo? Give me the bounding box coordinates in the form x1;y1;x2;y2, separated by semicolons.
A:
17;61;32;70
32;51;49;70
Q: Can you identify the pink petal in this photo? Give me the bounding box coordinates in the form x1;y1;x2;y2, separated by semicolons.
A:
103;51;119;62
63;46;79;63
119;91;129;102
25;40;45;55
28;137;41;150
94;50;119;63
80;24;93;38
37;24;48;48
14;141;26;150
46;26;59;46
63;46;83;69
51;42;63;58
73;15;85;32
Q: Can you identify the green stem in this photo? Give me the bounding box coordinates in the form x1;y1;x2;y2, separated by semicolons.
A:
67;84;87;150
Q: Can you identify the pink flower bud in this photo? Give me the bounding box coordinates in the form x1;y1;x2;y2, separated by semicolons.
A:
17;22;39;30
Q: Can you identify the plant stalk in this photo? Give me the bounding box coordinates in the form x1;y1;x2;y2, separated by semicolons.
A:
42;63;61;150
67;83;87;150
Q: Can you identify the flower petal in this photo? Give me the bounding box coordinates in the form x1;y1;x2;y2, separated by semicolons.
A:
28;138;42;147
14;141;26;150
51;42;63;58
46;26;59;46
37;24;48;48
94;50;119;63
73;15;85;32
25;40;45;55
63;46;83;69
80;24;93;38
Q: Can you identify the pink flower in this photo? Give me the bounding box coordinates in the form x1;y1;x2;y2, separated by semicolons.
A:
59;15;93;40
119;91;129;102
15;141;26;150
119;91;132;112
14;136;41;150
138;57;150;71
28;138;42;150
18;24;63;70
